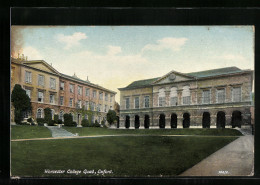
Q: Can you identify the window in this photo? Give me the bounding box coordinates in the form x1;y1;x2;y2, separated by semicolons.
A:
93;90;96;98
84;101;89;110
78;86;82;95
50;94;55;104
85;88;90;96
38;75;45;87
135;97;139;109
51;109;55;120
38;91;44;102
98;104;102;112
110;95;113;102
84;114;88;120
37;108;43;118
25;89;31;98
93;102;96;111
105;93;108;101
25;71;32;83
23;110;31;119
232;87;242;102
217;89;225;103
105;105;108;112
60;82;65;90
99;92;103;100
144;96;149;108
59;111;64;121
60;96;64;105
90;102;94;111
69;98;73;107
170;87;178;106
158;88;166;107
182;86;190;105
50;78;56;89
70;84;74;93
202;90;211;104
125;97;130;109
77;100;82;108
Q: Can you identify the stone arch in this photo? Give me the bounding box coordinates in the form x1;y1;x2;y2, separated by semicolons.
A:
217;111;226;128
144;114;150;129
231;110;242;128
135;115;140;129
125;115;130;128
171;113;178;128
183;112;190;128
202;112;211;128
159;114;166;128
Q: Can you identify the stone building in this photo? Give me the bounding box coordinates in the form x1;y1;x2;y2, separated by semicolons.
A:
118;67;253;129
11;56;116;125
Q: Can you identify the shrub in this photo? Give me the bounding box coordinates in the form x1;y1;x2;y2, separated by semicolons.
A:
57;119;63;124
14;109;22;124
36;118;45;126
81;119;90;127
44;108;52;125
93;120;101;127
27;117;32;123
101;120;107;128
107;110;117;125
72;121;77;127
54;114;59;124
48;120;55;126
64;113;73;126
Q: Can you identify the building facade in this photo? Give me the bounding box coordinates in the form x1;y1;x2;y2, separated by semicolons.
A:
118;67;253;129
11;56;116;125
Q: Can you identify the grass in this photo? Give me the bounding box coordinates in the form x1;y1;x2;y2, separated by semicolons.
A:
64;127;243;136
11;125;52;140
11;136;238;177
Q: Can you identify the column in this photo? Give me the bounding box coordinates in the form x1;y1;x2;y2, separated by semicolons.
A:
140;117;144;128
226;114;232;128
210;115;216;128
177;116;183;128
130;116;135;128
165;115;171;128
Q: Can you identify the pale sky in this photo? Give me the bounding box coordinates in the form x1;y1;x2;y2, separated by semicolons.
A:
11;26;254;103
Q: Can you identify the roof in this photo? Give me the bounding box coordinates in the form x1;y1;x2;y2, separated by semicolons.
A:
60;73;117;94
121;77;160;89
120;66;250;90
186;66;243;78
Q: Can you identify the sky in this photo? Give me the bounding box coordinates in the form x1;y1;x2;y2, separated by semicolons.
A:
11;26;254;103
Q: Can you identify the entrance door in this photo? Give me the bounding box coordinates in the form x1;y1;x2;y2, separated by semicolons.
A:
144;115;150;129
217;111;226;128
231;111;242;128
135;115;140;129
125;116;130;128
171;113;177;128
183;113;190;128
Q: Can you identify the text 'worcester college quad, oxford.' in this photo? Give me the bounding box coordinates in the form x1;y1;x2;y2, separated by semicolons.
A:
11;55;117;125
118;67;254;129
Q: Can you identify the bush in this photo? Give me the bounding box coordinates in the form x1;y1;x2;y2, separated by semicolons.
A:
14;109;22;124
54;114;59;124
36;118;45;126
57;119;63;124
72;121;77;127
48;120;55;126
64;113;73;126
93;120;101;127
44;108;52;125
107;110;117;125
101;120;107;128
27;117;32;123
81;119;90;127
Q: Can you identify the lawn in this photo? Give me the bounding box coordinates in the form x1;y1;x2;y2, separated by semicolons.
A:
11;125;52;140
64;127;243;136
11;136;238;177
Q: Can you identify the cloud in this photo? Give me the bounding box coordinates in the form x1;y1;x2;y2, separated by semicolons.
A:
23;46;43;60
142;37;188;53
56;32;87;49
217;54;246;61
107;45;122;56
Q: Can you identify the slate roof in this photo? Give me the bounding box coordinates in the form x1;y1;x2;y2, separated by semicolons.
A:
186;66;242;78
124;77;160;89
121;67;248;90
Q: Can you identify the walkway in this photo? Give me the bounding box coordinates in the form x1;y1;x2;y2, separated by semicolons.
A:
179;133;254;176
46;126;76;138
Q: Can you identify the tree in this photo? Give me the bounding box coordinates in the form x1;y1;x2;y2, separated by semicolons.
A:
11;84;31;124
44;108;53;126
106;110;117;125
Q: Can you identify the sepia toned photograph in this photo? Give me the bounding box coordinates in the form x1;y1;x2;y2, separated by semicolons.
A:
10;26;254;177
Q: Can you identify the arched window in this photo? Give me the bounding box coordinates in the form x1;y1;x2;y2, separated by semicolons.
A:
158;88;166;107
59;110;64;121
37;108;43;118
170;87;178;106
182;86;190;105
